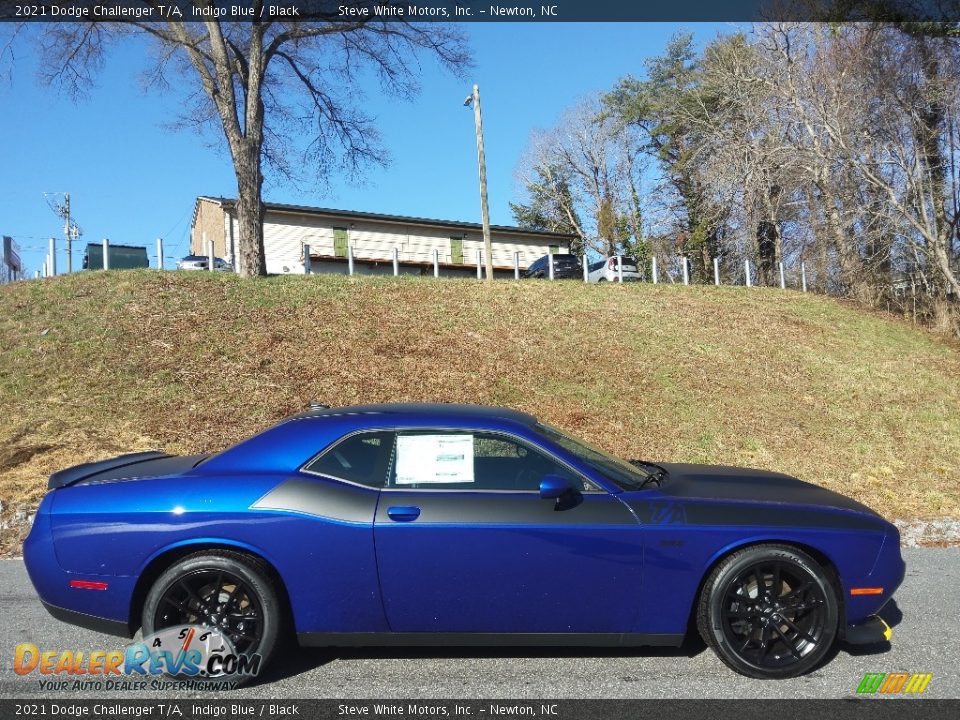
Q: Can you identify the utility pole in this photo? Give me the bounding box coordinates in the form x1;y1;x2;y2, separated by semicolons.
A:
465;85;493;283
63;193;72;273
45;192;81;273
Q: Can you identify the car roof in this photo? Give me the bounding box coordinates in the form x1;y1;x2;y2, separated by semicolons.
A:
292;402;538;426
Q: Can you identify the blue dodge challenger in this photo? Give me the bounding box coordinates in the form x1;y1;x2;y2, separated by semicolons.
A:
24;403;904;679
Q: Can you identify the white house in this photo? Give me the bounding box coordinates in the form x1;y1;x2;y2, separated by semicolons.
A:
190;197;574;278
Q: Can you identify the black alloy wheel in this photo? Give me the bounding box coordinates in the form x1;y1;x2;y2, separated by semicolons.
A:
142;551;282;679
698;544;839;678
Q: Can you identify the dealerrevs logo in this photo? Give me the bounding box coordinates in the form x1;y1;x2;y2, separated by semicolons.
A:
14;624;260;689
856;672;933;695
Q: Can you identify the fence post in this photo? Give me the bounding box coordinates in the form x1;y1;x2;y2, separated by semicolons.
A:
303;244;312;274
434;248;440;278
102;238;110;270
682;256;689;285
156;238;164;270
348;245;354;275
617;255;623;283
745;259;752;287
207;238;215;271
779;261;785;289
48;237;56;276
393;247;399;276
514;252;521;280
801;262;807;292
582;255;589;283
476;249;483;280
652;257;658;284
714;257;720;285
548;251;554;280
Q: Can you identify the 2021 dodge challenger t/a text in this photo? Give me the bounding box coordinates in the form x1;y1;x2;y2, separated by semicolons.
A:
24;403;905;679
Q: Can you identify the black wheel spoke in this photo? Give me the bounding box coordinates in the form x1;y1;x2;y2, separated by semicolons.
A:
780;615;818;645
162;595;188;611
772;563;782;599
771;622;803;659
782;598;822;613
781;581;812;601
225;580;245;609
758;624;772;658
210;570;225;605
179;579;206;611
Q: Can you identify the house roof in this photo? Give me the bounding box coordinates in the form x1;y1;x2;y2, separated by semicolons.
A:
195;196;575;242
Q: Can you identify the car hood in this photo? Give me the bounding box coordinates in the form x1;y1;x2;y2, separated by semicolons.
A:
653;462;879;517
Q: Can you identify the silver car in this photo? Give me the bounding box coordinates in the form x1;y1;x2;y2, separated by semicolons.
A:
587;256;642;283
176;255;233;272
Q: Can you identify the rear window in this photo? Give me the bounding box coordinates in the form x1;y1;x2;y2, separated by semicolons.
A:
303;431;395;487
553;255;579;265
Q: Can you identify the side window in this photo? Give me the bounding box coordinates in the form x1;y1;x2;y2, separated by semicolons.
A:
388;431;590;492
303;431;395;488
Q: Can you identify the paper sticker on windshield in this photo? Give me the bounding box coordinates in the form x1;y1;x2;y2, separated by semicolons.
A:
395;435;474;484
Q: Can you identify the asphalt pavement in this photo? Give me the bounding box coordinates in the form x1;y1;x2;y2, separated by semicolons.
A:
0;549;957;700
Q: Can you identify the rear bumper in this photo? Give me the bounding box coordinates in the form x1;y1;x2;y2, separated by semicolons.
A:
845;614;893;645
40;600;133;638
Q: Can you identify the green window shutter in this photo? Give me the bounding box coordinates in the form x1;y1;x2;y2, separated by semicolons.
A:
333;227;348;258
549;244;560;255
450;236;463;265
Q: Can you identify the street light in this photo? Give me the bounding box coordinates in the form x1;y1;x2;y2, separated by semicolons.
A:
464;84;493;283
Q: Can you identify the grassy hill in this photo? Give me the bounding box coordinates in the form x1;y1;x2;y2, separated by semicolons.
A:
2;271;959;553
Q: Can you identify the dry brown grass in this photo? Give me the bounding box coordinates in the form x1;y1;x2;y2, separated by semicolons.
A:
2;271;959;554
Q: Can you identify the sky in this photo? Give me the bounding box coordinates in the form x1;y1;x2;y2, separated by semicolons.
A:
0;22;734;276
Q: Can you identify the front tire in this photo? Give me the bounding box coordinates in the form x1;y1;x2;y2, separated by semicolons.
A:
142;551;282;682
697;544;838;679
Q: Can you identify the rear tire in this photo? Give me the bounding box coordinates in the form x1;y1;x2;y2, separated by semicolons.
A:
142;551;282;684
697;544;838;678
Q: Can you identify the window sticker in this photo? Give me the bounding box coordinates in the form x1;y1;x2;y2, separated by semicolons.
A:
395;434;474;485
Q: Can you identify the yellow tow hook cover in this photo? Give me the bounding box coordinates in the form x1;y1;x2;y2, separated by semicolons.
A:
878;616;893;641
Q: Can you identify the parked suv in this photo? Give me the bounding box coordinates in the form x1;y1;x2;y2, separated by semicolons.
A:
587;256;642;283
176;255;233;272
525;253;583;280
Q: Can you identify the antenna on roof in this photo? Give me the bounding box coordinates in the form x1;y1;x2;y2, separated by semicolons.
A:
309;400;330;410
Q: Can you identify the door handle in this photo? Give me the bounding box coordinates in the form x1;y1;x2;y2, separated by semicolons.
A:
387;506;421;522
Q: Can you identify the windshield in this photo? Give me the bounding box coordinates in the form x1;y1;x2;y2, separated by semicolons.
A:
535;423;653;490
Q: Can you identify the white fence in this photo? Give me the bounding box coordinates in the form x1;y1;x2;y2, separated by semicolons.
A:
31;237;818;293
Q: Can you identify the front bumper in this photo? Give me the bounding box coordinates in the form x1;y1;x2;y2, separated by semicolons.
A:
846;614;893;645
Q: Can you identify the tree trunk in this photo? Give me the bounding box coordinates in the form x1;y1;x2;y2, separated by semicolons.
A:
234;140;267;278
913;39;960;299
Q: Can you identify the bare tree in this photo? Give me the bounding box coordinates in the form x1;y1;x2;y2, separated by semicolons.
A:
682;22;959;317
5;2;470;276
512;95;648;259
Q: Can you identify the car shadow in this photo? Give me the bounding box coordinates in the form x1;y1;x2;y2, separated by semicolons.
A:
245;634;709;688
837;600;903;658
824;600;903;664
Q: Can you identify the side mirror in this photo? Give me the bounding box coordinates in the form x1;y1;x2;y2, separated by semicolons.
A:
540;474;573;500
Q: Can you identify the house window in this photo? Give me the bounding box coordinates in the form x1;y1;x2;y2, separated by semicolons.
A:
449;236;464;265
334;227;348;258
549;244;560;256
